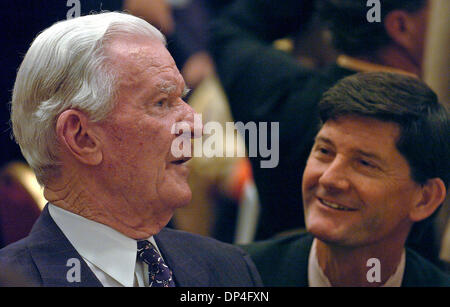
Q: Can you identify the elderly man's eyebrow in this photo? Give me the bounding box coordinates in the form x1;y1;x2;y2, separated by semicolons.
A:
157;81;190;98
157;80;178;94
182;87;191;98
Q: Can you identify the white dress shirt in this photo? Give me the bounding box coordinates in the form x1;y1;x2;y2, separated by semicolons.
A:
48;203;163;287
308;238;406;287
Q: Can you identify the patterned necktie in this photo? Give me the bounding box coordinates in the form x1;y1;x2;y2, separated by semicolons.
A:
137;240;175;287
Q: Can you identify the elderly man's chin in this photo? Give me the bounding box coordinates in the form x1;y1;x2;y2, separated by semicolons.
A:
166;187;192;209
159;175;193;209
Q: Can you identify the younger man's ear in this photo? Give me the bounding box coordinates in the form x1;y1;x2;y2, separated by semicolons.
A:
410;178;446;222
56;109;103;166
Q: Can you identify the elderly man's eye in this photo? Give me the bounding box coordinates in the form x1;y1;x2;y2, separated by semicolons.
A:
156;100;166;107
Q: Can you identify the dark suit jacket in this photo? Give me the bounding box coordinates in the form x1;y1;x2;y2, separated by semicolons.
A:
241;232;450;287
0;205;263;287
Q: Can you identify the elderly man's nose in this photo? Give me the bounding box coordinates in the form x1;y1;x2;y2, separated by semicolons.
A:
191;112;203;139
183;103;202;138
175;103;202;138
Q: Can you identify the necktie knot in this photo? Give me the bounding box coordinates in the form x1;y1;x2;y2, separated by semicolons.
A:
137;240;175;287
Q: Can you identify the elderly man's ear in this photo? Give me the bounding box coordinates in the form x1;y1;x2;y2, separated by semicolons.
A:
409;178;446;222
56;109;103;166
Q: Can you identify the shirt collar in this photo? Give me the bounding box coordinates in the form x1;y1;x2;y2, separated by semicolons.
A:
308;239;331;287
48;203;157;287
308;238;405;287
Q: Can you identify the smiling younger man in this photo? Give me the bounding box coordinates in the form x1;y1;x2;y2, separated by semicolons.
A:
0;12;262;287
242;72;450;286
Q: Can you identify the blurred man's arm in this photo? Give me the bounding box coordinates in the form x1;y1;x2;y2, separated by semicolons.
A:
209;0;319;125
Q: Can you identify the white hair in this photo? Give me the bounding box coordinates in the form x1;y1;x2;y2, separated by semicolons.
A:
11;12;166;185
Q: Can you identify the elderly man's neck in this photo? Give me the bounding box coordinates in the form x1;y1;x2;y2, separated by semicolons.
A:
315;236;406;287
43;170;170;239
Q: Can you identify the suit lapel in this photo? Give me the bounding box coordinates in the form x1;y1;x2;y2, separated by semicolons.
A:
27;205;102;287
154;228;210;286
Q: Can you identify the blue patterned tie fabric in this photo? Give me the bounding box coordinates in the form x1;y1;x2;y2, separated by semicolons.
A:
137;240;175;287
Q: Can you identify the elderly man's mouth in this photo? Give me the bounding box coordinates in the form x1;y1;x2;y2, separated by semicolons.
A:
171;157;192;165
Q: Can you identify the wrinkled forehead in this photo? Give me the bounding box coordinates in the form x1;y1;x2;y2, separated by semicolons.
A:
106;36;177;76
106;36;183;89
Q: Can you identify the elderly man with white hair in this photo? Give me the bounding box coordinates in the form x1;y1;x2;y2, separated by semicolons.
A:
0;12;262;287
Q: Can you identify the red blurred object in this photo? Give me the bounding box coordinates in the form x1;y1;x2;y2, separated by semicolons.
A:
228;158;253;201
0;162;42;248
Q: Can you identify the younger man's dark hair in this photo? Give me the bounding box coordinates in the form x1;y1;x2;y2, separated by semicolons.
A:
318;72;449;188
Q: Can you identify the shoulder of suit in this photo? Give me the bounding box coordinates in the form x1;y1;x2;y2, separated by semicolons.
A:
404;247;450;286
240;231;313;260
0;235;32;262
0;236;40;286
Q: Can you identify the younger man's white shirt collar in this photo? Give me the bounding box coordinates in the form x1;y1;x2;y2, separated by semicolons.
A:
308;238;405;287
48;203;161;287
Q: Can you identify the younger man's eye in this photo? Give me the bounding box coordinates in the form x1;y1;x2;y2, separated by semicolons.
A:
359;159;377;169
315;146;330;155
319;147;329;155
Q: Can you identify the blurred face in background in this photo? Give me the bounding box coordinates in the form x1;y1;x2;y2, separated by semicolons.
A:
406;0;431;73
